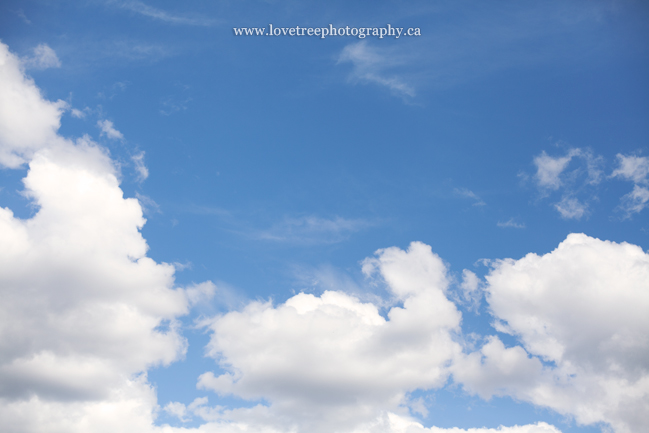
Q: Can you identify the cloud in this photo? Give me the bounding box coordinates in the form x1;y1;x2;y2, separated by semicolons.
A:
70;108;88;119
533;150;577;190
0;43;68;168
553;196;587;220
454;187;486;206
97;119;124;140
132;151;149;181
497;218;525;229
0;41;215;431
456;234;649;433
254;215;372;244
530;147;603;219
611;154;649;185
457;269;483;311
612;154;649;217
15;9;31;25
22;44;61;70
113;1;216;26
616;185;649;217
338;42;415;99
4;39;648;433
135;192;160;216
198;242;463;432
160;96;191;116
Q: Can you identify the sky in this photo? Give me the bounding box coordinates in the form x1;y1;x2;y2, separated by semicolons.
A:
0;1;648;432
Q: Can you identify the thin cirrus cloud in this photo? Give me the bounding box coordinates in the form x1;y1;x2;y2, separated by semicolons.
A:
253;215;374;244
1;40;648;433
335;1;620;101
338;41;416;99
110;0;217;26
497;218;525;229
454;187;486;206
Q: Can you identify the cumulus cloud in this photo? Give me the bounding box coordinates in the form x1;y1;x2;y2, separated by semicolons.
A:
0;41;215;431
4;39;648;433
22;44;61;70
0;43;68;168
338;42;415;99
456;234;649;433
97;119;124;140
198;242;463;432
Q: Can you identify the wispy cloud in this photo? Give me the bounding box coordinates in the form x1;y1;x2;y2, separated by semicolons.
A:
457;269;483;312
112;1;217;26
21;44;61;70
497;218;525;229
528;147;603;220
255;215;373;245
160;97;192;116
611;154;649;218
15;9;31;24
554;196;587;220
70;108;89;119
338;41;415;99
97;119;124;140
454;187;486;206
135;192;160;216
131;152;149;182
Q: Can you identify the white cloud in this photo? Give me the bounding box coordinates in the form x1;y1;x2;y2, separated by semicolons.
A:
0;41;215;432
617;185;649;217
198;242;463;432
553;196;587;220
135;192;160;216
338;42;415;99
164;397;209;423
254;215;372;244
533;150;576;190
454;188;486;206
497;218;525;229
70;108;87;119
611;154;649;185
0;43;68;168
353;416;562;433
22;44;61;70
132;151;149;181
6;39;647;433
97;119;124;140
115;1;216;26
457;269;483;311
456;234;649;433
612;154;649;217
530;148;603;219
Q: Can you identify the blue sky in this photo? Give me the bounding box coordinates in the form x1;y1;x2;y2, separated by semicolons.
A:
0;1;648;432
